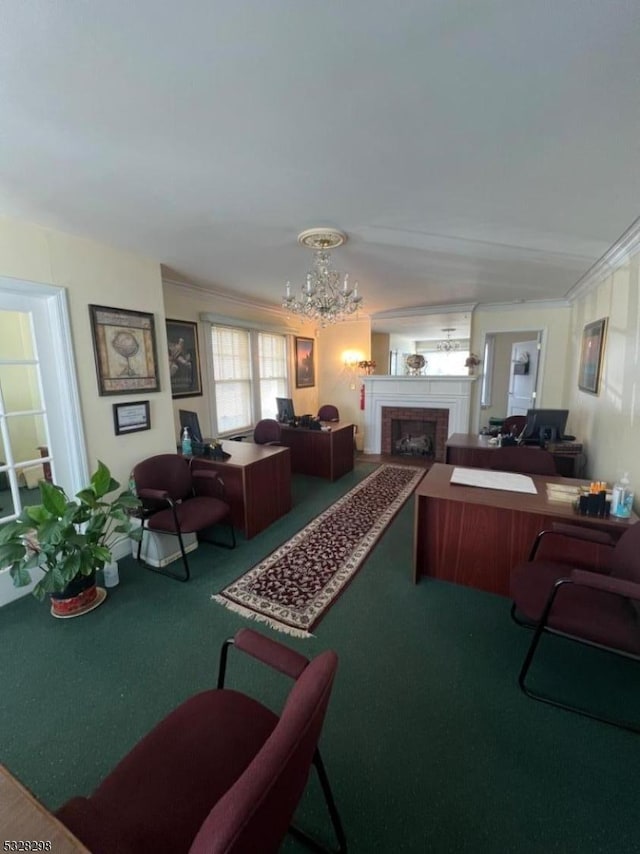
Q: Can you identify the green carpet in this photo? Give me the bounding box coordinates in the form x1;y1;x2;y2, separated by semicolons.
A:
1;460;639;853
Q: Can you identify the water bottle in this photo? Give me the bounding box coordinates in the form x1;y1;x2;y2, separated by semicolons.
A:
611;472;634;518
181;427;192;456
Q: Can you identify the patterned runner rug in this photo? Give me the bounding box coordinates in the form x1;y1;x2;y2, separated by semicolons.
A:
213;464;425;637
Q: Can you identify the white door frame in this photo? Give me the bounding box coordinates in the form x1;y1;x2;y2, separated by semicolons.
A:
0;276;88;605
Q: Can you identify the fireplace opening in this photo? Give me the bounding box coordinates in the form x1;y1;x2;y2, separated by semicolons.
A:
381;406;449;461
392;419;436;458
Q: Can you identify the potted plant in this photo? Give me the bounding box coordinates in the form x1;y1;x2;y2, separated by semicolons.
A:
0;461;141;617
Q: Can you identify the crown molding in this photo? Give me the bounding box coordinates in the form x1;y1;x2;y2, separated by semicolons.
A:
474;298;570;312
565;215;640;302
371;302;478;320
162;274;287;322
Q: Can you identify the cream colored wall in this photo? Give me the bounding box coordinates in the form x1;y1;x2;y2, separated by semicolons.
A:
162;281;315;436
317;318;370;445
0;216;175;489
566;252;640;490
371;332;390;374
470;304;572;432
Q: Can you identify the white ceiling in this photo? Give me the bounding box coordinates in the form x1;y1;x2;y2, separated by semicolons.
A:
1;1;639;330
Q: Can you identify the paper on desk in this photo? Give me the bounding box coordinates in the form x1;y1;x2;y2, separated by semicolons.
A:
450;467;537;494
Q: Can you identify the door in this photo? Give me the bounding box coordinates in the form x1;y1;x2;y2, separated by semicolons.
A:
0;279;88;605
507;338;540;416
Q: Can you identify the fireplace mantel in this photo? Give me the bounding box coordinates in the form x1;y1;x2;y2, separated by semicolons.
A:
362;375;477;454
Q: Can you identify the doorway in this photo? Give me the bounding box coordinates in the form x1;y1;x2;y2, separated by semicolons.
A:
481;330;542;427
0;278;88;605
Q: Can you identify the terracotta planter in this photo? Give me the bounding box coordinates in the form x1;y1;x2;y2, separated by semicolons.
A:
50;571;106;619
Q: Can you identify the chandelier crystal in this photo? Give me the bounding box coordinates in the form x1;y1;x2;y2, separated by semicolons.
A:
437;328;460;353
282;228;363;326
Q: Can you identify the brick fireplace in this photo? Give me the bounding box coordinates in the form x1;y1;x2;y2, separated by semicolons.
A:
381;407;449;461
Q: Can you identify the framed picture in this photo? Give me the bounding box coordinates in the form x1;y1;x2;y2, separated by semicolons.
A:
89;305;160;396
578;317;607;395
166;319;203;398
112;400;151;435
295;336;315;388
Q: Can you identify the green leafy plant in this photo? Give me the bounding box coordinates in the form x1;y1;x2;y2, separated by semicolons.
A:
0;461;141;600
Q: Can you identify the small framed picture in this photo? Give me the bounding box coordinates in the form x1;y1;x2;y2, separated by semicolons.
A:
89;305;160;396
578;317;607;395
295;337;315;388
113;400;151;435
166;319;203;398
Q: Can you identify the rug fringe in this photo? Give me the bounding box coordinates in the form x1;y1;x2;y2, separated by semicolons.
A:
211;595;314;639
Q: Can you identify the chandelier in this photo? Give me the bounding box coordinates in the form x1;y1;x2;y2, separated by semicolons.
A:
282;228;363;326
437;328;460;352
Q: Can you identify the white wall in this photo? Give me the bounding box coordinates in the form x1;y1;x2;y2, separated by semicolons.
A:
566;251;640;489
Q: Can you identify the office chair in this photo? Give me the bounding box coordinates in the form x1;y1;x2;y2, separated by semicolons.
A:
510;521;640;732
318;404;340;422
132;454;235;582
502;415;526;437
56;629;347;854
253;418;282;445
490;445;557;475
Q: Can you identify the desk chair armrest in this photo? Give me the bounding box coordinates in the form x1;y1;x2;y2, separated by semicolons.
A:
529;524;616;560
217;628;310;688
192;469;226;498
569;569;640;601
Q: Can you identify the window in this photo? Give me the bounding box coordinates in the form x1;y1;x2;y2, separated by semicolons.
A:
210;325;288;434
480;334;495;408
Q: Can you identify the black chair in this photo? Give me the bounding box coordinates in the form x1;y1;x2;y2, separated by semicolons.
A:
132;454;235;582
56;628;346;854
502;415;526;437
510;521;640;732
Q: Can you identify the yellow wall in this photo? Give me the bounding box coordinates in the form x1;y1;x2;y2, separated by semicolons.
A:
0;216;175;489
470;304;572;432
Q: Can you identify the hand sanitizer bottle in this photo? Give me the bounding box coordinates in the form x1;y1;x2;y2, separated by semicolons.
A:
181;427;192;456
611;472;633;518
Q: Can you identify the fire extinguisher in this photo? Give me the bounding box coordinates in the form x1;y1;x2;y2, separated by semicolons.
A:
359;383;365;410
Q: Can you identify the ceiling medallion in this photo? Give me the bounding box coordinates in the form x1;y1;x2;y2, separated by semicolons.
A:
283;228;363;327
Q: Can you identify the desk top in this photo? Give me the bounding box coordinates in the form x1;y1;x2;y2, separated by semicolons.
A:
0;764;89;852
280;421;354;435
417;463;638;530
190;440;289;468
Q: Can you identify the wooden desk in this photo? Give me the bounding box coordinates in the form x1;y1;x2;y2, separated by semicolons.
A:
0;764;89;852
446;433;585;478
413;463;638;596
190;441;291;539
279;422;354;481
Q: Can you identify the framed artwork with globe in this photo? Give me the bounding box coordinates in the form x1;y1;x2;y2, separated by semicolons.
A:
89;304;160;395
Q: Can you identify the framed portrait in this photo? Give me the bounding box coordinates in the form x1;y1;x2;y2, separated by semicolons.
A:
89;305;160;396
112;400;151;435
295;336;315;388
578;317;607;395
166;319;203;398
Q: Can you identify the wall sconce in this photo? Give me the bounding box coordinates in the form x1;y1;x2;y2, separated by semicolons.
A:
342;350;364;389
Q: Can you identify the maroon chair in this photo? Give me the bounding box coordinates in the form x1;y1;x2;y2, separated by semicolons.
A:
318;405;339;422
56;628;346;854
490;445;557;475
510;521;640;732
253;418;282;445
132;454;235;582
502;415;526;437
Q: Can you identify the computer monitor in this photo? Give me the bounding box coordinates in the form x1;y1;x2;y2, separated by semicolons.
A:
179;409;203;443
522;408;569;445
276;397;295;423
